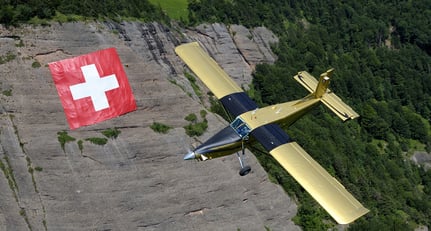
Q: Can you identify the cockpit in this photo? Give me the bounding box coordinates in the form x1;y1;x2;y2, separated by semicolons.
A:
230;117;251;139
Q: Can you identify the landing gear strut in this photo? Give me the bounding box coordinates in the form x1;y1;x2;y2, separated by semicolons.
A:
237;139;251;176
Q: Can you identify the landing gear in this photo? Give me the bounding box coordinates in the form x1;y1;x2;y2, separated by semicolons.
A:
239;165;251;176
237;138;251;176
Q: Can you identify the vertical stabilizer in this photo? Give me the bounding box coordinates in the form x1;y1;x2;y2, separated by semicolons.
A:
314;68;334;98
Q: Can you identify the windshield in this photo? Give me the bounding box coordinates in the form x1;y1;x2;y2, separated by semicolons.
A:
230;117;251;138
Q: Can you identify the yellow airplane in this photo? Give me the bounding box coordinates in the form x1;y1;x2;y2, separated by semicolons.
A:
175;42;368;224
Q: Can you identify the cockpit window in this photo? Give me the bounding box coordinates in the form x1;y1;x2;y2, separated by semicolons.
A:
230;117;251;139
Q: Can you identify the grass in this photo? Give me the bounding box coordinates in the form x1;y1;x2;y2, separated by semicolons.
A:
148;0;188;21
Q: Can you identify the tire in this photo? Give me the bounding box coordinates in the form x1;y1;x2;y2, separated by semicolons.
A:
239;165;251;176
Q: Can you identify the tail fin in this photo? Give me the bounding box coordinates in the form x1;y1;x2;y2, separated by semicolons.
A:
314;68;333;98
294;69;359;121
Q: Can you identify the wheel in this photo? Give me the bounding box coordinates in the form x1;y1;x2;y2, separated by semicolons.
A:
239;165;251;176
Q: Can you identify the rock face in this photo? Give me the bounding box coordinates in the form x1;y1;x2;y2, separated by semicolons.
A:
0;21;298;231
411;152;431;170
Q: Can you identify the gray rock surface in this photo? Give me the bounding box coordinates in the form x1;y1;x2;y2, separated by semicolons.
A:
411;151;431;170
0;22;299;231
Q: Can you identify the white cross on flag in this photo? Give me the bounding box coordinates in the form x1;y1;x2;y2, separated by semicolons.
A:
49;48;136;129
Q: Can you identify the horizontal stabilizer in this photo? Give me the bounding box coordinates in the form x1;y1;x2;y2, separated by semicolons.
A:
270;142;369;224
294;70;359;121
322;92;359;121
294;71;319;93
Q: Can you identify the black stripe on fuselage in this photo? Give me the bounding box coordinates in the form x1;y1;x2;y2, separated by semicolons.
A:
220;92;258;118
250;124;292;152
194;126;242;155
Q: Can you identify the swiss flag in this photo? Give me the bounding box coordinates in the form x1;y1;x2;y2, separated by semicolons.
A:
49;48;136;129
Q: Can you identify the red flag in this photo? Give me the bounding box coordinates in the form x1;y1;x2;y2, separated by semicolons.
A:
49;48;136;129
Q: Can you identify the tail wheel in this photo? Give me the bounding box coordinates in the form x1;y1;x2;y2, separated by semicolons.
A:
239;165;251;176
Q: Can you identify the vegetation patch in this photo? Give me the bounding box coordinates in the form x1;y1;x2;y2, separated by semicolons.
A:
56;128;120;153
0;156;19;201
184;71;202;97
19;208;31;230
184;121;208;137
0;1;168;26
31;61;41;68
184;113;197;123
52;11;85;23
57;131;76;152
150;122;173;134
101;128;121;139
148;0;188;21
0;52;16;64
2;89;12;96
85;137;108;145
184;110;208;137
77;140;84;153
26;156;39;193
168;79;193;98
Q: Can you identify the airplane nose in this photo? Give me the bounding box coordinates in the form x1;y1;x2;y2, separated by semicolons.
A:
184;151;196;160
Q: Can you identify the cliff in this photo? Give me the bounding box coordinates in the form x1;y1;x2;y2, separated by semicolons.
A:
0;21;298;230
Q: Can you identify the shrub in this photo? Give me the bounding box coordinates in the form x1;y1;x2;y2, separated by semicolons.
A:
31;61;41;68
200;110;207;118
57;131;76;151
85;137;108;145
184;121;208;137
150;122;172;134
77;140;83;153
102;128;121;139
2;89;12;96
184;113;197;122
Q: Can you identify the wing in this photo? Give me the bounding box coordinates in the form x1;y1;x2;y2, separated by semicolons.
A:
270;142;369;224
248;123;368;224
175;42;243;99
175;42;257;117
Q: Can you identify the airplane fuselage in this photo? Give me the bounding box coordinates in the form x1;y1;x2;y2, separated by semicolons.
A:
185;95;321;161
